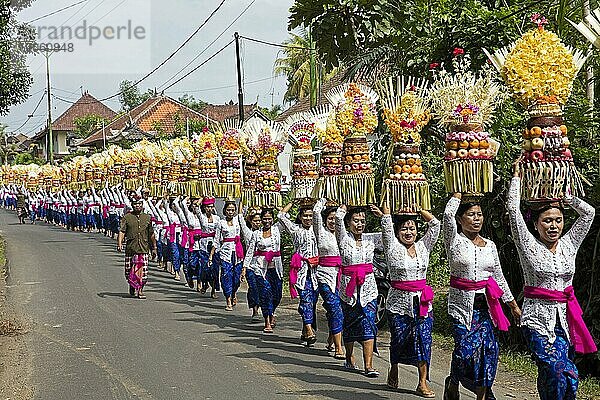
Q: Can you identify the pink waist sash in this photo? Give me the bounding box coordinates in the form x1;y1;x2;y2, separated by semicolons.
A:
167;223;180;243
341;263;373;298
289;253;319;299
188;229;203;250
450;276;510;331
200;231;215;239
391;279;434;318
102;205;109;219
223;236;244;259
524;285;597;354
181;226;189;248
254;250;281;263
318;255;342;268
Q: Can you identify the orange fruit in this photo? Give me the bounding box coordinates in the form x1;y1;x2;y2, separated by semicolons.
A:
402;164;411;173
407;158;416;166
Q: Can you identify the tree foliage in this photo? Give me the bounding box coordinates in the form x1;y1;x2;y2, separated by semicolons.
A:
73;114;110;139
118;80;153;111
274;29;337;103
177;94;207;113
0;0;35;115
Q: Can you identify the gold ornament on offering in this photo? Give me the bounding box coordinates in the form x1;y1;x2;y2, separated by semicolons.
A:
284;112;319;199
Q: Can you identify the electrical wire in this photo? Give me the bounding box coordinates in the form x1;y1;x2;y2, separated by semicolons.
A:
240;35;311;50
10;91;47;133
26;0;89;23
160;39;235;92
165;75;279;94
158;0;255;90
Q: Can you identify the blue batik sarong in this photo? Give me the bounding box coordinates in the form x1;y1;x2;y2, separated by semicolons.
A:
246;269;260;309
180;246;190;282
189;250;201;281
523;325;578;400
450;309;498;391
198;249;219;290
318;282;343;335
256;268;282;318
341;296;378;348
388;301;433;376
156;240;164;263
170;242;181;272
219;254;242;298
297;270;318;327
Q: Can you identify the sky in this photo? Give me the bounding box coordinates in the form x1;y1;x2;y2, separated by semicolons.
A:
2;0;296;136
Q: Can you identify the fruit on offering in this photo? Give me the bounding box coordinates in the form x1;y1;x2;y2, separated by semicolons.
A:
341;135;372;174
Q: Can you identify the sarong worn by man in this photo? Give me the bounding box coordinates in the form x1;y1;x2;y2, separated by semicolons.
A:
118;198;157;299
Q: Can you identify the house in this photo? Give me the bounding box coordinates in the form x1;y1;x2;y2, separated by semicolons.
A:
31;92;116;160
198;102;271;126
79;95;216;148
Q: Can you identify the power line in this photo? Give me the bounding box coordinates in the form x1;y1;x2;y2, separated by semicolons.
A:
89;0;127;26
116;0;227;99
10;91;47;133
240;35;311;50
38;0;104;42
165;75;280;94
161;39;235;92
158;0;255;90
26;0;89;23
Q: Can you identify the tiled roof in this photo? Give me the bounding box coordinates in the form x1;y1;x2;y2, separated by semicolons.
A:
52;92;116;131
276;72;346;122
199;103;258;123
79;95;215;146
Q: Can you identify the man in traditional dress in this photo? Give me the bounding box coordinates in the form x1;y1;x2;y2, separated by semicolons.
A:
117;197;157;299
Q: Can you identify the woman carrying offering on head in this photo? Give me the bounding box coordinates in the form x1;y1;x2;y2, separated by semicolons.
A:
335;204;383;378
443;193;521;400
243;208;283;333
507;164;596;400
240;205;262;320
377;203;440;398
313;198;345;359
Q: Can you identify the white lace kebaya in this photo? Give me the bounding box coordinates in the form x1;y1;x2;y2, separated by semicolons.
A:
242;224;284;279
278;211;318;292
214;217;243;264
313;199;341;292
507;176;595;344
335;207;383;307
382;214;441;317
443;197;515;329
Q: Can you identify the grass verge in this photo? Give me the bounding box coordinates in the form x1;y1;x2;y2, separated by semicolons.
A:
0;237;27;337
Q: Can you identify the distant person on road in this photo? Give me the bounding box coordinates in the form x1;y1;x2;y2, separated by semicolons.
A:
442;193;521;400
117;196;157;299
507;167;596;400
16;188;27;224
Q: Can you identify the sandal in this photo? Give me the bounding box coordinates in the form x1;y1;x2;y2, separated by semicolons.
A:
343;361;360;371
263;327;273;334
225;305;233;311
232;296;238;306
333;352;346;360
416;385;435;398
305;335;317;346
387;370;398;389
325;343;335;352
364;368;380;378
137;294;146;299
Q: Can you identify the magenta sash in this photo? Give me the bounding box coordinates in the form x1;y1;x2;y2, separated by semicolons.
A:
318;255;342;268
167;223;180;243
524;285;597;354
200;231;215;239
289;253;319;299
188;229;203;250
391;279;434;318
341;263;373;297
450;276;510;331
254;250;281;263
102;205;109;219
181;226;189;248
223;236;244;259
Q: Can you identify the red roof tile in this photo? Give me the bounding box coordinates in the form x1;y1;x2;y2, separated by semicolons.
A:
52;92;116;131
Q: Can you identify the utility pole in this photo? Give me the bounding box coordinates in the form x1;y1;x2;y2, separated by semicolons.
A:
45;51;53;165
309;26;317;108
234;32;244;123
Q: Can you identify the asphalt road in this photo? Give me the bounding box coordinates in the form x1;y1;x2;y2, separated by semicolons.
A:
0;210;520;399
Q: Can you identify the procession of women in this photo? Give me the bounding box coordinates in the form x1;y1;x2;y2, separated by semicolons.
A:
1;17;598;400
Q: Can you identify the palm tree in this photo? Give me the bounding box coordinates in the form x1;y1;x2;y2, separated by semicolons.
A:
274;29;337;104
